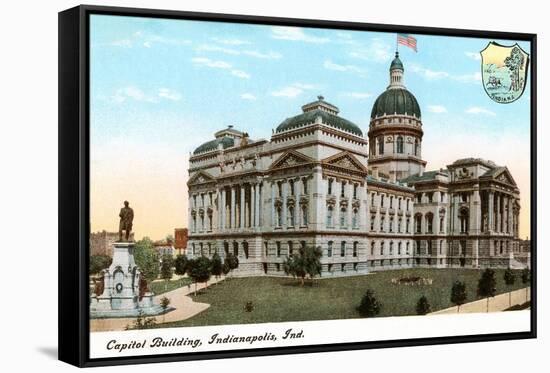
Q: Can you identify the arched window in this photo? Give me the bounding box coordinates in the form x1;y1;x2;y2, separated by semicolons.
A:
224;241;229;256
288;241;293;256
233;241;239;256
426;213;434;233
340;241;346;257
327;241;333;257
459;208;469;233
415;214;422;233
396;136;404;153
398;242;402;255
378;136;384;155
380;217;385;232
275;206;282;227
414;139;419;156
301;205;308;226
340;208;347;227
288;206;295;227
327;206;334;227
243;241;249;259
371;241;375;256
390;241;394;255
352;208;359;228
380;241;385;255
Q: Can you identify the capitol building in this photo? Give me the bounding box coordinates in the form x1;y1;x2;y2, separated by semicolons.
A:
186;53;524;277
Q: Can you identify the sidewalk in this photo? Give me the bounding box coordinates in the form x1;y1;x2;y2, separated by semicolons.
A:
90;276;225;332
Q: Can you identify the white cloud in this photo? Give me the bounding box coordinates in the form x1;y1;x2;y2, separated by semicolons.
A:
196;44;240;55
143;41;152;48
271;26;329;43
343;92;372;100
465;52;482;61
410;64;481;84
271;83;317;98
110;87;183;103
191;57;232;69
191;57;250;79
240;93;257;100
158;88;182;101
110;39;132;48
231;70;251;79
349;39;392;62
212;37;251;45
323;60;362;73
427;105;447;113
243;50;282;59
453;72;482;83
466;106;496;116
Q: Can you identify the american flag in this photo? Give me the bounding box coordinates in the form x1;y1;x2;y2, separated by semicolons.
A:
397;34;417;52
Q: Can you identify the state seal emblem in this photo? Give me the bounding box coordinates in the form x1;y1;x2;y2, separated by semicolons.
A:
481;42;529;103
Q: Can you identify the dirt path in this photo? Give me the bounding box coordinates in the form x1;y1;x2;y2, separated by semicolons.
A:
90;276;225;332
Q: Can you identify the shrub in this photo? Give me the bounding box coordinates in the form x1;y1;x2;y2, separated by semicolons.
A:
357;290;381;317
416;295;432;315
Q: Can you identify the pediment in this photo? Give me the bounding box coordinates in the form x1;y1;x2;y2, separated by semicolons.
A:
187;171;216;186
322;151;367;173
269;150;315;170
493;168;517;187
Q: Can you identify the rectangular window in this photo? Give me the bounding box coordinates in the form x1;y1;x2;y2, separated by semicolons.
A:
370;215;376;231
341;182;346;198
341;242;346;257
353;184;358;199
353;242;358;257
380;217;385;232
276;241;281;257
327;241;333;257
328;179;333;195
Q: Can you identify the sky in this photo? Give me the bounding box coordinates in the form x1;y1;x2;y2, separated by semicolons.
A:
90;14;532;240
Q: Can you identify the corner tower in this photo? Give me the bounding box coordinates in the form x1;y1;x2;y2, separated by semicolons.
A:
368;52;426;180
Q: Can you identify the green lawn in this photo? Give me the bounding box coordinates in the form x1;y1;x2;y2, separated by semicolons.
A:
160;268;527;327
150;277;192;295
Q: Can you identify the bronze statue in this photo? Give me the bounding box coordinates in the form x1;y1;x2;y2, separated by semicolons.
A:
118;200;134;241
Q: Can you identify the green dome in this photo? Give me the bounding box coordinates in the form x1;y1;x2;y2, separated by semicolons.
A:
390;54;404;70
193;136;234;154
276;109;363;136
371;88;421;119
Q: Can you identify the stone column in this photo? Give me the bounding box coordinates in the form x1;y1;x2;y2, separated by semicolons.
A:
281;181;287;228
335;182;341;228
250;183;256;228
311;166;324;230
270;182;276;227
487;190;495;232
230;185;236;229
346;183;352;228
506;197;514;236
470;187;481;235
220;188;226;230
240;184;246;229
495;193;501;232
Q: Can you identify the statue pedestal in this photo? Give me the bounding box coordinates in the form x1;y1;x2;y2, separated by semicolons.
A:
90;241;164;318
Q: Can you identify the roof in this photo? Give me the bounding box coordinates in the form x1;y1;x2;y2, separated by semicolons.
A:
193;136;235;155
371;88;421;119
276;108;363;137
451;158;497;168
400;170;449;184
367;175;415;191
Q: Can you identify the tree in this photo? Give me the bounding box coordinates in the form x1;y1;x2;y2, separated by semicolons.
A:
477;268;497;312
521;268;531;302
210;253;223;282
160;254;174;291
160;296;171;323
504;268;516;286
174;254;188;276
450;281;468;313
416;295;432;315
357;290;381;317
134;237;160;291
165;234;174;244
187;256;212;295
503;268;516;307
283;246;322;286
504;47;525;92
223;253;239;278
89;255;112;275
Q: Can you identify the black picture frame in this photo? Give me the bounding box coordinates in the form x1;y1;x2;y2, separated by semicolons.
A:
58;4;537;367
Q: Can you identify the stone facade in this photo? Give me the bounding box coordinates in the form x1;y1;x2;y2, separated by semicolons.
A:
185;55;526;277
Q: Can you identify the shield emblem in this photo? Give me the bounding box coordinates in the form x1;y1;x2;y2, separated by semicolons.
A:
480;42;529;104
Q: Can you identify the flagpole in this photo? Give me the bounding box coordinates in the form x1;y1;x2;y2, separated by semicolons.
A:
396;34;399;54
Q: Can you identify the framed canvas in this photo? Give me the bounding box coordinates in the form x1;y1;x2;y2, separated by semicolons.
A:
58;4;537;367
